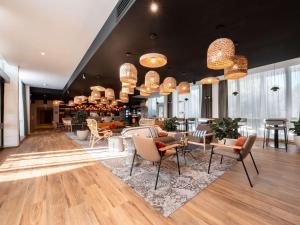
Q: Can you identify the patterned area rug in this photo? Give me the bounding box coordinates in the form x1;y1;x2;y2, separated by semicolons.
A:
66;132;235;217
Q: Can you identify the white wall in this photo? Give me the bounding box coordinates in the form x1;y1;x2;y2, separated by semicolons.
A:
212;83;219;118
4;64;20;147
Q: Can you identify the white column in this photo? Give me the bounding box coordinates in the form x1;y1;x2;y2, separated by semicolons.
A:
212;83;219;118
4;64;20;147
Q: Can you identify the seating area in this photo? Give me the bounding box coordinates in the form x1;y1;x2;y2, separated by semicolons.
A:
1;1;300;224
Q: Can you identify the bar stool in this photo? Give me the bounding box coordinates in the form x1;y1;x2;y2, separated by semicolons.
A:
263;119;288;152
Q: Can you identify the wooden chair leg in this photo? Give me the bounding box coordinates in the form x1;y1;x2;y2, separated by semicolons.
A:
220;155;223;164
207;147;214;174
284;128;288;152
154;158;162;190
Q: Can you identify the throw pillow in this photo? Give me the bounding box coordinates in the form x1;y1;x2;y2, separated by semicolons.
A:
233;136;247;153
155;141;167;149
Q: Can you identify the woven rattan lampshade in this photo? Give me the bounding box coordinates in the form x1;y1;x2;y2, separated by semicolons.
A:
119;91;129;103
111;100;118;106
140;84;152;94
207;38;235;70
100;97;108;104
159;84;170;96
105;88;115;100
90;86;105;92
199;77;220;85
224;55;248;80
68;100;75;106
120;63;137;84
91;90;101;100
53;100;63;106
122;82;136;88
74;96;82;105
121;87;134;95
140;91;151;97
178;82;190;94
145;71;160;88
163;77;176;92
88;96;97;104
78;96;87;103
139;53;167;68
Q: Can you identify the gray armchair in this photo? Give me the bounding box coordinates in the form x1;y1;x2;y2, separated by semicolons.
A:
208;135;259;187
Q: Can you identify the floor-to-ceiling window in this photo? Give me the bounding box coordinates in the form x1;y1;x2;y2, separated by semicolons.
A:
172;83;202;118
228;58;300;138
146;96;166;118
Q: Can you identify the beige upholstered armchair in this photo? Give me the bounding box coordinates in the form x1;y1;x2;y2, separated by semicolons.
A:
208;135;259;187
131;136;181;190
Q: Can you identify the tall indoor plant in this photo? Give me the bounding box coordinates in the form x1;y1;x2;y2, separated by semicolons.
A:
211;118;241;143
290;119;300;149
72;110;89;140
163;117;178;131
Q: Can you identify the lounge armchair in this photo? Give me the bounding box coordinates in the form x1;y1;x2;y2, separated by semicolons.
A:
186;124;214;152
86;119;112;148
208;135;259;187
130;135;181;190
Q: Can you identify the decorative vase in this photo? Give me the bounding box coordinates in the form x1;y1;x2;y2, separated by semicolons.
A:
294;136;300;149
77;130;89;140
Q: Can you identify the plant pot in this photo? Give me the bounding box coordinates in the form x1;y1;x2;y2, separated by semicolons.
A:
77;130;89;140
294;135;300;149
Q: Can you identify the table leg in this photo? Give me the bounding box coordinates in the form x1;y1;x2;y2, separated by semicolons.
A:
274;125;279;148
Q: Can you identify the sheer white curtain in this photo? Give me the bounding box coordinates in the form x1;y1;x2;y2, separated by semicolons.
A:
172;83;202;118
146;96;165;118
228;60;300;139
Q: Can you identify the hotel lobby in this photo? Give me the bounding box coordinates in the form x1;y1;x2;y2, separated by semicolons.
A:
0;0;300;224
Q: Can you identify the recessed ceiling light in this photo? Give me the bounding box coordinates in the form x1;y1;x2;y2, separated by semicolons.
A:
40;52;46;56
150;2;158;13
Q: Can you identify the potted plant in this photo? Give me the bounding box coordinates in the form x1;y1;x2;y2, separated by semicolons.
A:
163;117;178;131
290;119;300;149
211;118;241;144
72;110;89;140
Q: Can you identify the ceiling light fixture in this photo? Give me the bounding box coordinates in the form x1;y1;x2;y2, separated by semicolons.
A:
145;70;160;89
40;52;46;56
120;63;138;84
199;77;220;85
140;53;167;68
178;82;190;94
224;55;248;80
150;2;158;13
207;38;235;70
163;77;177;92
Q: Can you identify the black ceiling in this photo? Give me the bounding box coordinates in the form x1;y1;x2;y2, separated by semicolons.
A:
30;87;63;101
64;0;300;98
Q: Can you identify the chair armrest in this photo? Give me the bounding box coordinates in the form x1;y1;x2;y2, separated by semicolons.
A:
159;143;180;152
210;142;243;150
204;133;214;137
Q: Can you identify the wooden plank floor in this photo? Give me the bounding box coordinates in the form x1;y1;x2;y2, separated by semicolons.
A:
0;131;299;225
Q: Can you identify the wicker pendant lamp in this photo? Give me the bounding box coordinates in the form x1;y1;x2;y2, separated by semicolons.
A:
119;91;129;103
140;91;151;97
139;53;167;68
145;70;160;88
105;88;115;100
91;90;101;100
163;77;176;92
224;55;248;80
68;100;75;106
207;38;235;70
121;87;134;95
88;96;97;104
199;77;220;85
74;96;82;105
178;82;190;94
90;86;105;92
100;97;108;104
140;84;152;94
78;95;87;103
120;63;137;84
122;82;136;88
159;84;170;96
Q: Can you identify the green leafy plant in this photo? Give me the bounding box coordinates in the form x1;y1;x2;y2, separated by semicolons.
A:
72;110;88;130
290;120;300;136
211;118;241;140
163;117;178;131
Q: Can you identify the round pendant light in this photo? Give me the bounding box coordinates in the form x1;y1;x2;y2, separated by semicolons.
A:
53;100;63;106
78;95;87;103
90;86;105;92
199;77;220;85
100;97;108;104
140;84;152;94
111;100;118;106
120;63;137;84
207;38;235;70
88;96;97;104
105;88;115;100
159;84;170;96
163;77;177;92
140;91;151;97
224;55;248;80
74;96;82;105
68;100;74;106
139;53;167;68
121;87;134;95
122;82;136;88
91;90;101;100
145;70;160;88
178;82;190;94
119;91;129;103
